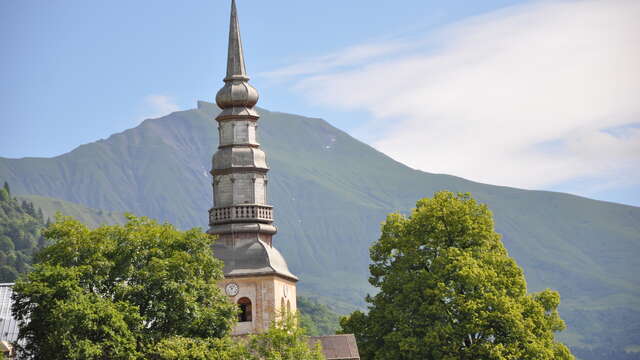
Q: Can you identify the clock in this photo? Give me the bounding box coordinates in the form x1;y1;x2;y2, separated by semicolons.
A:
225;282;239;297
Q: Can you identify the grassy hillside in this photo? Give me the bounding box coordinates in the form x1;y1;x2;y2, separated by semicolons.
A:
18;194;125;228
1;102;639;358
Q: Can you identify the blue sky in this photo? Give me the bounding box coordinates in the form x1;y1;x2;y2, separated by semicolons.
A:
1;0;638;206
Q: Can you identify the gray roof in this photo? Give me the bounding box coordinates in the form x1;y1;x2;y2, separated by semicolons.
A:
213;238;298;281
309;334;360;360
0;284;19;344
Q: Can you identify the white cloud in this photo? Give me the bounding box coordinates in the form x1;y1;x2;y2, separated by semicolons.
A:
270;0;640;191
260;41;417;81
140;95;180;122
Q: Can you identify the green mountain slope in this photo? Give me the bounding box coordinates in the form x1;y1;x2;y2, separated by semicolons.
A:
1;101;639;358
18;194;126;228
0;183;126;283
0;183;46;282
298;297;341;336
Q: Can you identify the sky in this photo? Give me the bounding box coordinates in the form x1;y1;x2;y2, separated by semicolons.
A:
1;0;638;207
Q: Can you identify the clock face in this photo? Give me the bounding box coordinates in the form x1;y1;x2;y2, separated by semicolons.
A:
225;282;239;297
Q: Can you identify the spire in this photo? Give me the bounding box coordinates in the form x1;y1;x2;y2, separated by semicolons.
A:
208;0;298;317
226;0;247;81
216;0;259;115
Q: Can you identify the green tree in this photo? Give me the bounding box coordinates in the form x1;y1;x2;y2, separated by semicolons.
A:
11;215;238;360
245;313;325;360
150;314;326;360
150;336;247;360
0;266;18;283
340;191;574;360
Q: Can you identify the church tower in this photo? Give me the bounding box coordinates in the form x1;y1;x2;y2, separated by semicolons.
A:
208;0;298;336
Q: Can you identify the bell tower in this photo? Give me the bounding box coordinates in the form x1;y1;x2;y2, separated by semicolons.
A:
208;0;298;336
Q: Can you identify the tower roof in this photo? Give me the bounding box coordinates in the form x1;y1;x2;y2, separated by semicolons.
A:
225;0;248;81
215;0;259;117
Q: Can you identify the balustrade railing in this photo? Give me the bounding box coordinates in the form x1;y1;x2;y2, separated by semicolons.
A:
209;204;273;224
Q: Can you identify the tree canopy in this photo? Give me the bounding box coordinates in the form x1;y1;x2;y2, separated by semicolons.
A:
246;314;325;360
340;191;574;360
11;214;326;359
11;215;238;359
150;313;324;360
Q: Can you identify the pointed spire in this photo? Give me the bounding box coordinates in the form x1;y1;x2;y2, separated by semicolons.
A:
225;0;248;81
216;0;259;115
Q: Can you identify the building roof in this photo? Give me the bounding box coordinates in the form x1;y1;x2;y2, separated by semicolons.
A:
213;237;298;281
0;284;19;344
309;334;360;360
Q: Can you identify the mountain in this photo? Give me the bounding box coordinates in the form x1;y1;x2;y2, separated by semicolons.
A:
1;101;639;358
17;194;125;228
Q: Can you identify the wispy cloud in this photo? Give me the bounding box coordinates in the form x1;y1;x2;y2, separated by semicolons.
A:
260;41;419;80
268;0;640;192
139;95;180;123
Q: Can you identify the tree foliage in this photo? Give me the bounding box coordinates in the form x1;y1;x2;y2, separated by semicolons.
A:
298;297;340;336
150;314;325;360
11;215;237;359
0;181;47;282
244;314;325;360
149;336;246;360
340;191;574;360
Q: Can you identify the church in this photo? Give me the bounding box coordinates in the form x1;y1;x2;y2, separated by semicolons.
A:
207;0;297;336
206;1;359;359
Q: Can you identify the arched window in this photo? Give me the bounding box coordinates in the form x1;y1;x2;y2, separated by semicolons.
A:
286;300;291;316
281;297;285;317
238;297;252;322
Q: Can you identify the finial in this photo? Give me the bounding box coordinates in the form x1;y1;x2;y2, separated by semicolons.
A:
226;0;248;81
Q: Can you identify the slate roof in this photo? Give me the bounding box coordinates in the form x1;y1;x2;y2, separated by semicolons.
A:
0;284;19;344
213;238;298;281
309;334;360;360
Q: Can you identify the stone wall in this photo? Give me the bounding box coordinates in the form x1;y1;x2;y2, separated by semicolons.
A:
220;275;297;335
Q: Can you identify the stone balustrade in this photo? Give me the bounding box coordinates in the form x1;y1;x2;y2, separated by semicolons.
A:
210;204;273;224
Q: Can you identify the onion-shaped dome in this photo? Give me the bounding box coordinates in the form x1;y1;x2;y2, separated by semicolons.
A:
216;80;259;109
